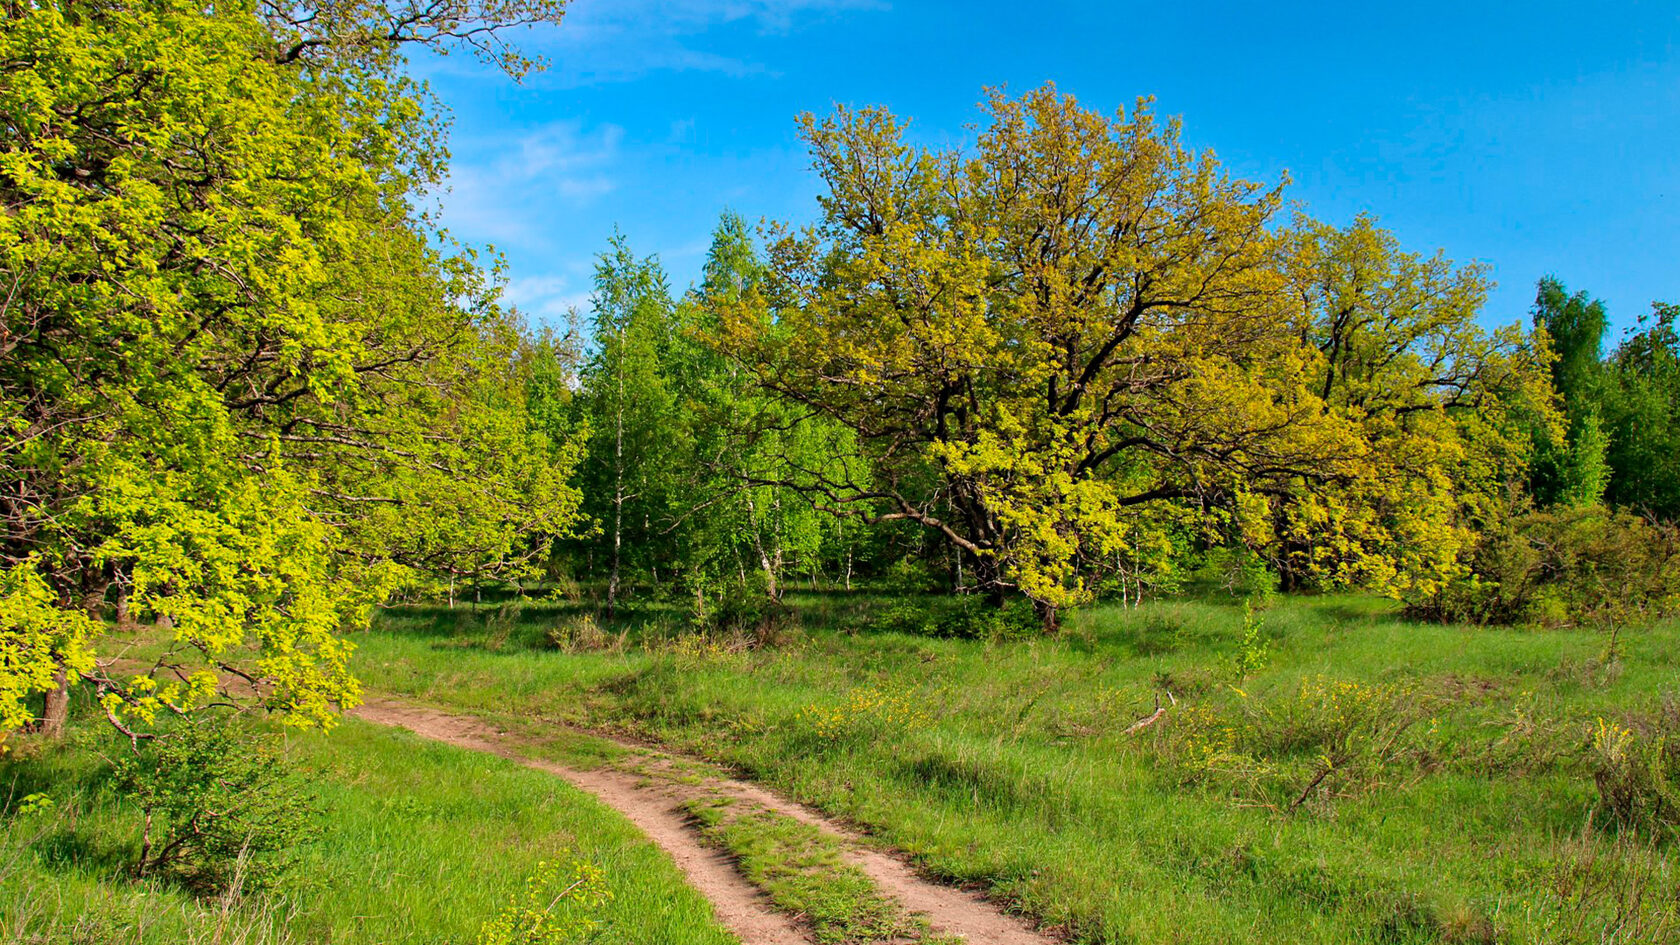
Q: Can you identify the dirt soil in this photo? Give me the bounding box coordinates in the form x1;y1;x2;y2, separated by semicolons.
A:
352;696;1057;945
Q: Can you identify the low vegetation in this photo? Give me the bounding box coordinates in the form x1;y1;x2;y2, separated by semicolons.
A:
3;0;1679;940
685;797;957;945
0;709;734;944
355;591;1680;944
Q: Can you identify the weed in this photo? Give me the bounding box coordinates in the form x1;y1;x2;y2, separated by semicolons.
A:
797;687;930;746
1590;701;1680;838
476;854;612;945
1170;677;1436;811
1233;599;1271;681
545;614;625;654
1526;828;1680;943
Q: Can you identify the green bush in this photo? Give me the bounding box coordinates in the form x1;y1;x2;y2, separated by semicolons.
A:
877;595;1039;641
1409;505;1680;627
545;614;624;653
1168;677;1437;812
1191;546;1280;601
693;576;798;648
113;720;318;893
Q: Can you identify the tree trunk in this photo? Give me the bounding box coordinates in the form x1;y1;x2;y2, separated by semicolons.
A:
970;553;1008;607
1034;598;1061;635
38;668;70;737
608;362;625;618
744;491;780;600
39;573;111;738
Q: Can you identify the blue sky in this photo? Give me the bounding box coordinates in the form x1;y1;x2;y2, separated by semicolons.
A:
413;0;1680;336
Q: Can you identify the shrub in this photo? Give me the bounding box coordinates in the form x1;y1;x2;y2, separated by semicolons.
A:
877;596;1038;641
477;854;612;945
884;556;943;593
1232;600;1271;681
1531;829;1680;943
691;576;796;648
1409;506;1680;628
113;721;318;893
541;560;584;603
1191;546;1280;601
1591;700;1680;838
545;614;624;654
1169;677;1436;812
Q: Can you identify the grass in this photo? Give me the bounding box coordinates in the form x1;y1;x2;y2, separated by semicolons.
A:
0;709;736;945
351;590;1680;944
683;796;956;945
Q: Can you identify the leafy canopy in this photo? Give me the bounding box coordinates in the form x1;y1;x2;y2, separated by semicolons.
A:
717;86;1540;619
0;0;576;737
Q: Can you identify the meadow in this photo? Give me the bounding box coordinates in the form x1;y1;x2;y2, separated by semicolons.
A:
0;705;734;944
349;589;1680;945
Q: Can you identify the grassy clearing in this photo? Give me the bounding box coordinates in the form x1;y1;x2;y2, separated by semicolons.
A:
0;711;735;945
353;591;1680;944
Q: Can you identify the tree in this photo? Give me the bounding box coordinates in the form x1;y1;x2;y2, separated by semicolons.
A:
677;213;864;603
1603;302;1680;519
1528;277;1611;507
716;86;1371;626
0;0;574;738
1275;216;1552;597
577;235;687;614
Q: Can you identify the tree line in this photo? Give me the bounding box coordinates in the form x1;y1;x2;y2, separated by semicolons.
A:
3;0;1678;746
564;89;1679;633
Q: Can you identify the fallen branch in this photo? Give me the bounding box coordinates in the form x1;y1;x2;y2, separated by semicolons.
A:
1290;758;1337;811
1123;689;1176;735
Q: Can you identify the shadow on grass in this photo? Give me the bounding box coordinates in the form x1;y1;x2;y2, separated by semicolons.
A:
372;598;696;654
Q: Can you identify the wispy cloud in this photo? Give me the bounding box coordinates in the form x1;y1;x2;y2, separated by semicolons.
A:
438;121;624;252
566;0;886;37
500;272;594;326
463;0;891;86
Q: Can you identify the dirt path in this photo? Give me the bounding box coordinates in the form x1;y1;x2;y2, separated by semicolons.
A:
351;696;1056;945
352;698;809;945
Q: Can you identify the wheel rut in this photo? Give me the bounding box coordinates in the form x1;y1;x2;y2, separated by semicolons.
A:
351;696;1056;945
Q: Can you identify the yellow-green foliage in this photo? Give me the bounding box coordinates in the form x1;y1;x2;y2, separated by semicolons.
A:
1274;216;1554;599
1412;504;1680;628
0;563;97;738
0;0;580;736
798;687;930;744
718;86;1551;617
477;856;612;945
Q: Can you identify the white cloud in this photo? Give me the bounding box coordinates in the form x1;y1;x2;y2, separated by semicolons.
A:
566;0;886;36
437;121;623;252
500;272;594;326
481;0;890;86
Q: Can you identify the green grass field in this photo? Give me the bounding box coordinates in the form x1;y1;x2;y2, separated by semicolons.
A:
0;711;734;944
352;591;1680;944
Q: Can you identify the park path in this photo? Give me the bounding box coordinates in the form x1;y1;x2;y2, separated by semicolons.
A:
351;696;1058;945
